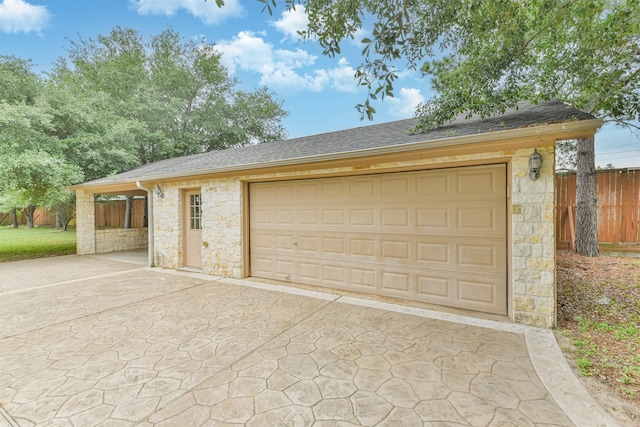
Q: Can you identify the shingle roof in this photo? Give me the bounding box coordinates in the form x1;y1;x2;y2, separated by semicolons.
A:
79;100;596;186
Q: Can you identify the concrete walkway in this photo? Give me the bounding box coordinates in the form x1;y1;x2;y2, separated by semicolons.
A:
0;254;619;426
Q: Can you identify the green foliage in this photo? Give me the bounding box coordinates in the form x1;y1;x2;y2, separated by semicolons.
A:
56;26;289;165
281;0;639;130
622;387;635;397
0;151;83;210
0;56;40;104
1;27;288;220
0;226;76;262
614;325;639;340
564;316;640;396
576;357;594;376
270;0;635;258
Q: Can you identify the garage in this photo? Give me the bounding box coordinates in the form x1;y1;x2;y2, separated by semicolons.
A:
73;101;603;326
249;164;508;315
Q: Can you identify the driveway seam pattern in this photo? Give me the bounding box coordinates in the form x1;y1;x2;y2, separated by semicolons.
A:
140;294;339;424
0;280;212;342
0;407;19;427
0;256;622;426
0;268;147;297
337;296;620;427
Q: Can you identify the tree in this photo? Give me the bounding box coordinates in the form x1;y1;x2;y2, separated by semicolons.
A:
0;56;62;227
270;0;640;257
0;55;40;105
0;195;21;228
0;151;82;228
2;28;289;230
58;27;289;164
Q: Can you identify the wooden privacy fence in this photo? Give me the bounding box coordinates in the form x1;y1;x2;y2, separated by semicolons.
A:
0;207;58;227
1;198;146;228
95;198;146;228
556;169;640;247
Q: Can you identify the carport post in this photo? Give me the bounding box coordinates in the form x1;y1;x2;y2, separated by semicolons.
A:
136;181;154;267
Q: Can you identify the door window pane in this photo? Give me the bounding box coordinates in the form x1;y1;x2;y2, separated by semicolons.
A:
190;194;202;230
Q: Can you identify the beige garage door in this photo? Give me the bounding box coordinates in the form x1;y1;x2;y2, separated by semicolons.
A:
249;164;507;315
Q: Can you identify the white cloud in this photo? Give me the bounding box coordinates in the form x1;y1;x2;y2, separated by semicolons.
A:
350;27;370;47
216;32;359;94
270;5;308;41
387;87;425;118
130;0;243;25
0;0;50;34
325;57;358;92
216;31;274;75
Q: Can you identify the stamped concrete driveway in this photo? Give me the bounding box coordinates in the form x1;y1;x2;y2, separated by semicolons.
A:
0;253;619;426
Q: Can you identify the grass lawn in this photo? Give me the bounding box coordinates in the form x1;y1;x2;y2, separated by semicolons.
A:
0;226;76;262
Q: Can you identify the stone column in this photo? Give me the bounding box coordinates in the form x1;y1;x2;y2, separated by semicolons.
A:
202;178;243;278
511;146;556;327
75;190;96;255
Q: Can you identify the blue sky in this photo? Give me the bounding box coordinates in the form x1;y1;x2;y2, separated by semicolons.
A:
1;0;638;168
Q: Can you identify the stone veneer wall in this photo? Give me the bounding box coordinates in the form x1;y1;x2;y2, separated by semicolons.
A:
76;190;96;255
95;228;148;253
511;147;556;327
153;188;182;269
149;145;557;327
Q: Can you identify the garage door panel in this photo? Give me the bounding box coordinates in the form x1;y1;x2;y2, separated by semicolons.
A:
457;208;499;231
250;186;273;203
381;271;411;292
275;209;294;224
322;181;345;198
297;209;317;224
322;237;346;255
298;262;319;281
349;179;376;197
381;209;411;227
381;176;411;196
297;236;318;252
417;242;449;263
381;240;411;261
458;279;501;307
274;184;295;200
251;209;272;224
417;276;452;299
251;233;275;251
297;183;318;200
323;264;346;284
457;169;501;194
251;257;275;277
351;239;376;258
322;209;345;225
350;209;376;226
416;174;450;195
417;208;449;229
275;235;295;251
276;260;293;276
250;165;507;315
351;268;376;288
457;244;499;269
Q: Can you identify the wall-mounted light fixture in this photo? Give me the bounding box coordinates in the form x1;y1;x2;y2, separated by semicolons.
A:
154;184;164;199
528;149;542;180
